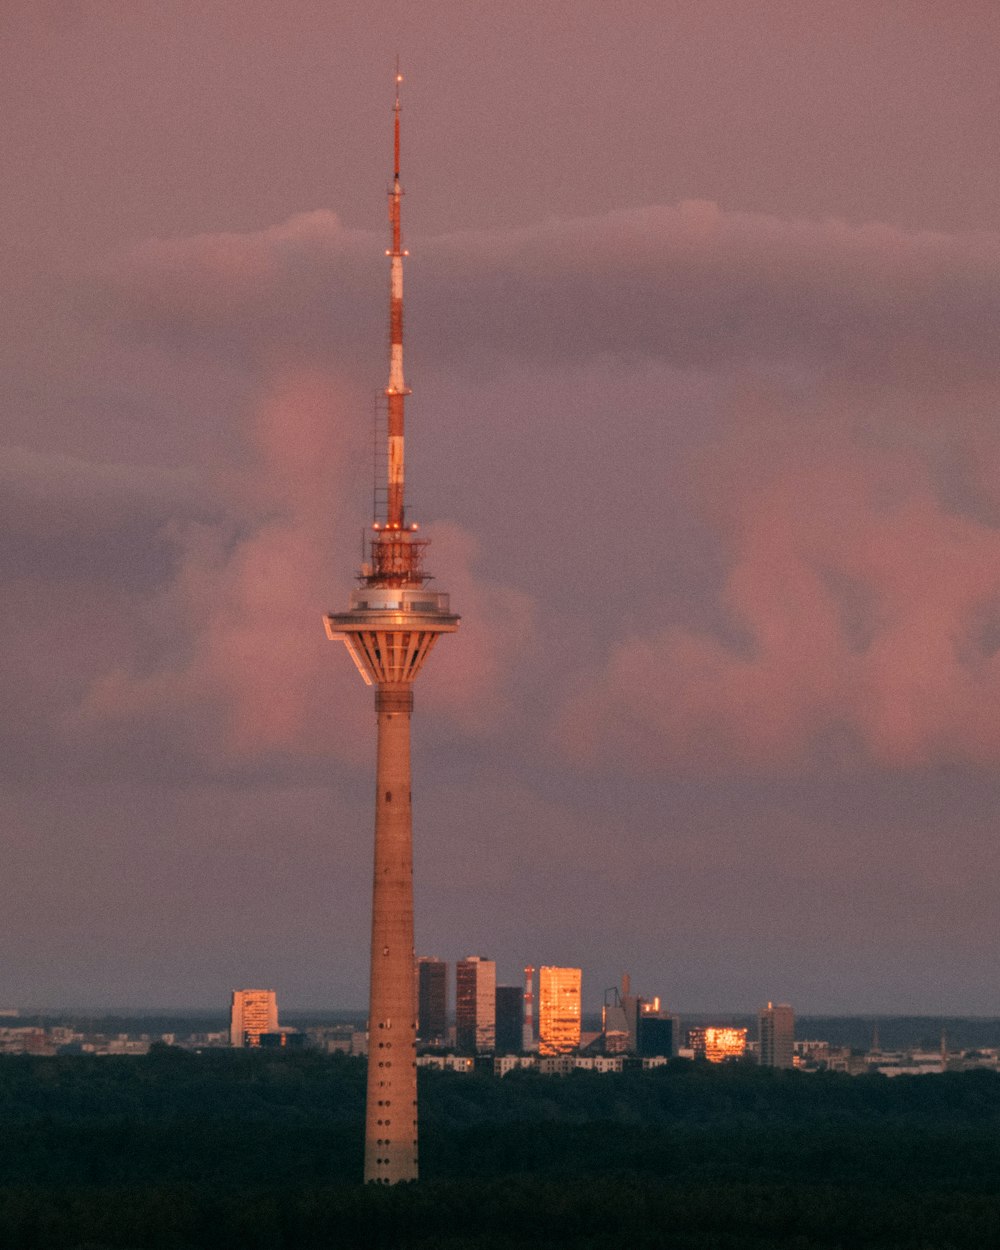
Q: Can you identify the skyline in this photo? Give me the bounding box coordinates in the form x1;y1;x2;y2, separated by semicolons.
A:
5;3;1000;1016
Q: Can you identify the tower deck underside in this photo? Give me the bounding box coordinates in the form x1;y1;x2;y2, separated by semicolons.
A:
325;589;458;687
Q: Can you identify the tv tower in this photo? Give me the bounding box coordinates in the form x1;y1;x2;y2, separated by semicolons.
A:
325;70;459;1185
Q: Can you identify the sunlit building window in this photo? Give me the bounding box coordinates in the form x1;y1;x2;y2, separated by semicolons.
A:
688;1026;748;1063
229;989;279;1048
538;966;582;1056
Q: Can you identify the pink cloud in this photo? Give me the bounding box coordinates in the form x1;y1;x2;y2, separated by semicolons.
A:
555;408;1000;774
76;370;365;763
62;201;1000;776
75;371;534;765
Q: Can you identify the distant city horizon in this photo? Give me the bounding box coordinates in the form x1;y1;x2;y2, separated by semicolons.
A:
9;1004;1000;1022
9;1003;1000;1070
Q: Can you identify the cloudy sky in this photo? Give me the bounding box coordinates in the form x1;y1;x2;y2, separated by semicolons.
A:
4;1;1000;1014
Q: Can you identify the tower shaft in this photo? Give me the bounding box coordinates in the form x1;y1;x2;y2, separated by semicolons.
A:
365;684;418;1181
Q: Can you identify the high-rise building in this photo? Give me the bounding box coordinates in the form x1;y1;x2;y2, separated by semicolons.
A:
538;966;582;1056
758;1001;795;1069
416;957;447;1045
603;974;672;1055
688;1026;748;1063
602;984;630;1054
456;957;496;1054
229;989;278;1047
522;965;536;1051
600;974;651;1049
636;1012;678;1058
324;72;459;1185
495;985;523;1054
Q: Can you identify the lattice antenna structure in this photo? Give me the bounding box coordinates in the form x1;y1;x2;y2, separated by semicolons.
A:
324;68;459;1186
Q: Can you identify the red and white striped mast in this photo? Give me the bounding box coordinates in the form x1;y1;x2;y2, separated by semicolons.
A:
386;61;409;531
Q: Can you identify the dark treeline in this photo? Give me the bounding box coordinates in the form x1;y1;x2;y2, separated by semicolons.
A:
2;1049;1000;1248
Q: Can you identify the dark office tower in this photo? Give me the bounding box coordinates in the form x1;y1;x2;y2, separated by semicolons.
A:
495;985;523;1054
417;957;447;1044
456;956;496;1054
636;1013;678;1058
522;966;535;1050
758;1001;795;1069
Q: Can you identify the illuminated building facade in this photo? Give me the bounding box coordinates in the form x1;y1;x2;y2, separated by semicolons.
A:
688;1026;748;1063
229;989;278;1048
538;966;582;1056
758;1001;795;1069
456;957;496;1054
417;957;447;1044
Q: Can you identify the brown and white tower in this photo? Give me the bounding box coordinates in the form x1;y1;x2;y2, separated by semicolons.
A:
325;71;458;1185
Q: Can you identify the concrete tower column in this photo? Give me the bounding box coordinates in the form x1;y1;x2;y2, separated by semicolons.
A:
365;682;418;1183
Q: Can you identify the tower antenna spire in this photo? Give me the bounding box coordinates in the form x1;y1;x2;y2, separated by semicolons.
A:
394;56;402;174
386;59;409;534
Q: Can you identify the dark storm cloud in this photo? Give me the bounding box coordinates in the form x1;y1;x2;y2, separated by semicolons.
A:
0;446;212;587
98;203;1000;384
91;213;380;368
428;205;1000;382
0;447;228;789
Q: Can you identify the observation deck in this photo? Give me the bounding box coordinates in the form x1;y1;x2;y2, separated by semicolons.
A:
325;584;459;687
